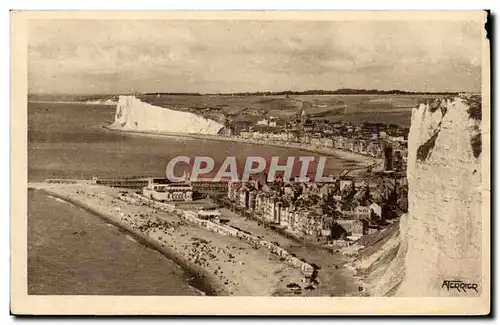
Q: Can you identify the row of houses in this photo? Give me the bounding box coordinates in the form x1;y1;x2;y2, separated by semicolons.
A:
227;180;383;240
238;131;389;159
237;130;410;171
311;135;386;158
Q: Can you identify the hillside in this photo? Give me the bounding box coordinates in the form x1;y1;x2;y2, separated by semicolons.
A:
138;94;447;127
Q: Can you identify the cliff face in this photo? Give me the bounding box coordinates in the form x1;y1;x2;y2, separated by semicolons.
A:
86;99;117;105
356;95;483;296
396;95;483;296
112;96;224;135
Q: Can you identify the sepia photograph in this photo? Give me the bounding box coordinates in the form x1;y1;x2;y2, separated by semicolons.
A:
10;10;490;315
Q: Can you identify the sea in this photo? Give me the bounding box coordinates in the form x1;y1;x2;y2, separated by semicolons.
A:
27;101;360;295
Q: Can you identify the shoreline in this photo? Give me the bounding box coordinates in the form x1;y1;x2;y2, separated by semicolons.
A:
29;100;116;105
103;123;382;172
31;187;222;296
28;183;310;296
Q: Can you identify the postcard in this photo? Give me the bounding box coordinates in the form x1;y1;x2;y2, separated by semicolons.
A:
11;10;490;315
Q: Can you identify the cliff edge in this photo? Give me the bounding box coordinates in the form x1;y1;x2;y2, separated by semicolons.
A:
353;95;483;296
112;96;224;135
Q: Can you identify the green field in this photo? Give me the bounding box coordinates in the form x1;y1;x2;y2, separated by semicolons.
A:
28;92;447;127
138;94;444;127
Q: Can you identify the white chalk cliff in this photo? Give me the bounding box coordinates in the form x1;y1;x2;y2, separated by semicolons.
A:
397;95;483;296
86;99;117;105
112;96;224;135
356;95;484;297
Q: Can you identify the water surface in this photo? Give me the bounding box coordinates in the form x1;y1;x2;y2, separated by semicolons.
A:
27;101;359;295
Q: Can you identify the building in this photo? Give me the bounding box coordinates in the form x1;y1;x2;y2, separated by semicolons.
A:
239;131;252;139
389;135;405;143
143;178;193;202
393;150;403;172
369;202;382;219
293;175;311;183
234;182;258;210
355;206;371;219
257;118;269;126
300;109;307;128
383;142;394;171
255;192;279;222
256;117;277;127
311;136;333;148
339;178;354;192
341;206;371;220
357;139;368;154
228;181;241;200
367;141;383;158
336;219;367;238
238;183;251;209
191;180;229;195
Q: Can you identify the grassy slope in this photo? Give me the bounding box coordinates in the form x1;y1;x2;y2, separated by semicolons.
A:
138;94;444;127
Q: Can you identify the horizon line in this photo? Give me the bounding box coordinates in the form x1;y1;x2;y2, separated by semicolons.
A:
27;87;473;97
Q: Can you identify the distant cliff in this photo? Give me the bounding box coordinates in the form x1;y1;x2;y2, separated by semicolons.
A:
353;95;484;296
111;96;224;135
86;99;117;105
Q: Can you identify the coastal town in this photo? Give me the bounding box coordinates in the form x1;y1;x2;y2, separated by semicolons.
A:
30;105;411;296
46;103;411;246
142;157;407;245
101;106;410;245
222;109;408;171
21;13;487;314
27;91;484;300
213;109;409;242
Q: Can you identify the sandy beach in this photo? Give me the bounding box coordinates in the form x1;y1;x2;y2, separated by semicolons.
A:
27;102;371;296
28;182;362;296
29;182;311;296
27;189;205;296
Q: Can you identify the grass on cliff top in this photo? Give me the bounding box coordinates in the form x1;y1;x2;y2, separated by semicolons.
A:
137;94;445;127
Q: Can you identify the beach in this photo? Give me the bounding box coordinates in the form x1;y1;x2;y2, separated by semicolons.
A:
28;182;362;296
29;182;310;296
27;101;366;296
27;189;206;296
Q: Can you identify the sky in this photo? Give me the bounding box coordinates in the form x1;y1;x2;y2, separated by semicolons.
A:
28;19;483;94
